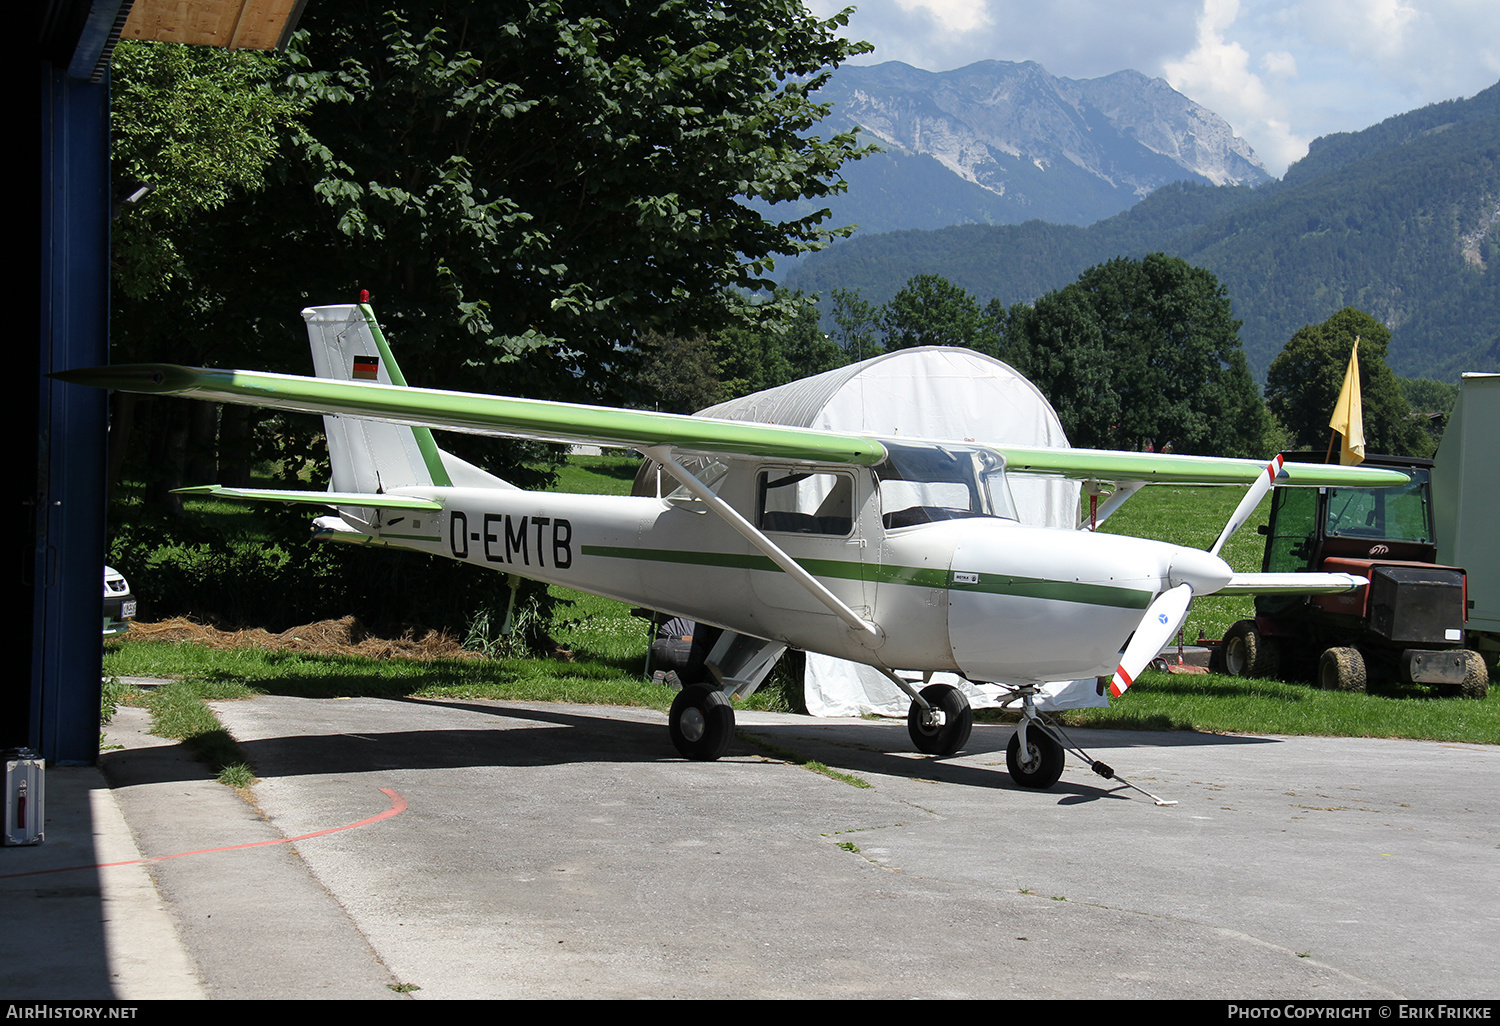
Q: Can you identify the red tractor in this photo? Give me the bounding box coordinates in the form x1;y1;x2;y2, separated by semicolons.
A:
1215;452;1488;698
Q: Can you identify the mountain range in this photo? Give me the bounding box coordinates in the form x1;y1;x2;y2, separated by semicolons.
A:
782;67;1500;381
781;60;1270;235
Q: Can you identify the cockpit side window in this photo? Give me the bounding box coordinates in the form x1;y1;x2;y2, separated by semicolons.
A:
875;441;1017;529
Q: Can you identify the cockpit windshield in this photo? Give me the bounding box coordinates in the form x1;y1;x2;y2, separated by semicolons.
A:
875;441;1018;529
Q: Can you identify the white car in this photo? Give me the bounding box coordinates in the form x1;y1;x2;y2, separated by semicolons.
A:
103;566;136;637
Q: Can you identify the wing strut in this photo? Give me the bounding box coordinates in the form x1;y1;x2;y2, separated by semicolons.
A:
644;447;884;644
1077;480;1145;531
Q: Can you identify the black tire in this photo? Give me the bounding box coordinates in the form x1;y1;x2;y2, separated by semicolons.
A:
1317;646;1367;692
668;684;735;761
1006;728;1065;789
1457;650;1489;699
1207;643;1227;674
906;683;973;756
1222;620;1279;678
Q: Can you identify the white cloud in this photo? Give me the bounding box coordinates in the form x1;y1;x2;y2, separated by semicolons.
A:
892;0;993;34
1260;49;1297;78
1162;0;1312;173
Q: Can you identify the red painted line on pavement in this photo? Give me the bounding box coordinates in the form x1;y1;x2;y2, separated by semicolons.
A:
0;788;407;879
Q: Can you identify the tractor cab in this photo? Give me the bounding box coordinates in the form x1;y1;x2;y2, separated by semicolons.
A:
1259;454;1437;578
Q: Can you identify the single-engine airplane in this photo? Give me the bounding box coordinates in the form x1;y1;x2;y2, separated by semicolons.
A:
59;303;1407;790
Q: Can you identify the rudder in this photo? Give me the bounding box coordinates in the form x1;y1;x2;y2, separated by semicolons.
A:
303;304;514;504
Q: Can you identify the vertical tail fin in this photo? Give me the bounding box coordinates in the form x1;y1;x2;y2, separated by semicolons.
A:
303;304;513;501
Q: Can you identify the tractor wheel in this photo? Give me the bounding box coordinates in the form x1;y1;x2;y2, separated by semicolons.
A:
1317;646;1367;693
1222;620;1279;679
1457;650;1489;699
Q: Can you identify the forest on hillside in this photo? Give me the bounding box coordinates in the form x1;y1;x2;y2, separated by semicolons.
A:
786;83;1500;382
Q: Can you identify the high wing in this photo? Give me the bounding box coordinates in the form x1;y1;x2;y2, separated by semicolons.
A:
55;361;1408;491
55;364;886;467
993;445;1405;487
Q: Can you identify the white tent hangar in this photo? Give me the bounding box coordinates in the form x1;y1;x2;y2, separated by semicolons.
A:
687;346;1100;715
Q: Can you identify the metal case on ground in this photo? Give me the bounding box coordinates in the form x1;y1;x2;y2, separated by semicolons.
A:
3;749;45;845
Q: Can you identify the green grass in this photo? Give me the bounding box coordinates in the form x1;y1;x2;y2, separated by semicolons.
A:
1052;669;1498;743
542;453;643;496
107;616;1499;748
116;677;261;787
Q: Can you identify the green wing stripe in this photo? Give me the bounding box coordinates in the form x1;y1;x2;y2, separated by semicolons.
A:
359;304;452;488
995;445;1409;487
580;545;1152;609
57;364;888;466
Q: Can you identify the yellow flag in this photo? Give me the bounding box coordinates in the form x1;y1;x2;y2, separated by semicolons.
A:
1328;337;1365;465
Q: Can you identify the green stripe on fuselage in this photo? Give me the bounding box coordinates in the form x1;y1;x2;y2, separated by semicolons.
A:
579;545;1151;610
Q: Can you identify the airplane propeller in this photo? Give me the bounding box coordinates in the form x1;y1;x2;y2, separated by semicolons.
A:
1209;453;1284;558
1107;583;1193;697
1108;455;1285;697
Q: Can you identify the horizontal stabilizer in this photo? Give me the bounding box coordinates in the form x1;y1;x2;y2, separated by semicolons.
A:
172;484;443;511
1219;572;1367;595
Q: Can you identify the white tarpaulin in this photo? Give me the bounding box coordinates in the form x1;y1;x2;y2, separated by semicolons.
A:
697;347;1106;714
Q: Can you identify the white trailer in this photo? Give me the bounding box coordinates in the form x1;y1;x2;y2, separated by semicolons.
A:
1432;373;1500;666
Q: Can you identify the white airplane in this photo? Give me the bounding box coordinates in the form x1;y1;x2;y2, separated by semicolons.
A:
60;303;1405;791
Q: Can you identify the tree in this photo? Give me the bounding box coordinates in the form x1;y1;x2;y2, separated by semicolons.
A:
109;41;309;504
110;42;306;302
1400;377;1458;451
830;286;882;360
880;274;998;354
635;332;721;414
713;318;794;401
261;1;873;407
711;290;846;403
110;2;874;496
1001;254;1271;455
779;292;848;381
103;3;875;639
996;290;1117;449
1265;308;1431;456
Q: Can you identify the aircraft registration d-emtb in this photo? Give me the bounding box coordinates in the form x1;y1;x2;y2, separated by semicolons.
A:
60;304;1406;793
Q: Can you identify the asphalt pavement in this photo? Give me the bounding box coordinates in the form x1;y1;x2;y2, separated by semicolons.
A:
2;689;1497;1000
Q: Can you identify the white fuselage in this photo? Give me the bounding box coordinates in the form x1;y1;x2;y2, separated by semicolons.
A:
353;458;1227;685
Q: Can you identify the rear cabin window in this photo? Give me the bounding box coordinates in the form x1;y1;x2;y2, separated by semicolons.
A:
757;470;855;536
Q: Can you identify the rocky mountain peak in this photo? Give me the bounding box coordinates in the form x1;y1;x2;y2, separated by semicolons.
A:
809;60;1270;231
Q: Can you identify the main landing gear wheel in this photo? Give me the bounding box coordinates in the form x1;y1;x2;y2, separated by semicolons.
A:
906;683;973;756
669;684;735;761
1007;727;1064;789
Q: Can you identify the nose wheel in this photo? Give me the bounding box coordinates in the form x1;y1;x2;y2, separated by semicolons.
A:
1006;726;1064;788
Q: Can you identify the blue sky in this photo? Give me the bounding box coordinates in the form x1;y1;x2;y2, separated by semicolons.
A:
806;0;1500;177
